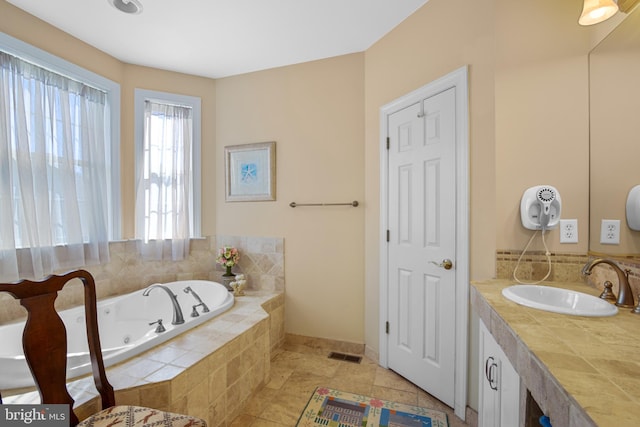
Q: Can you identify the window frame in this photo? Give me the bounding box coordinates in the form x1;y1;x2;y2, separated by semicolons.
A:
0;31;122;241
134;88;202;239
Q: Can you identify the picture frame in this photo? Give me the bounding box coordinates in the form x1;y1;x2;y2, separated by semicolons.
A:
225;141;276;202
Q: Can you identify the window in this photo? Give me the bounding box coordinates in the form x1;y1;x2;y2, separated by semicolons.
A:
0;33;120;281
134;89;201;260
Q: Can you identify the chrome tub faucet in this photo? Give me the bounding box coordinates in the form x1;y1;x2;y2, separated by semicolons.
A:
582;259;634;308
142;284;185;324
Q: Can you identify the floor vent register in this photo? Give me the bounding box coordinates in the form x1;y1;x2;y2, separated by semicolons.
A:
327;352;362;364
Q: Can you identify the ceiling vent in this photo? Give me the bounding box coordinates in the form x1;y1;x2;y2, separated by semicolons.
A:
108;0;143;14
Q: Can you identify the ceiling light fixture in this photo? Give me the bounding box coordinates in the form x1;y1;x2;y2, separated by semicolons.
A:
579;0;619;25
108;0;143;14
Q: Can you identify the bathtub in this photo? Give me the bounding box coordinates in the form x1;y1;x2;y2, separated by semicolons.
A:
0;280;234;390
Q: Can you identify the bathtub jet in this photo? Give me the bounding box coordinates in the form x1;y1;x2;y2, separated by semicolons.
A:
0;280;234;390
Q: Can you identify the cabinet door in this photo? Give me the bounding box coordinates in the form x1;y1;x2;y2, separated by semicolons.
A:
479;320;500;427
499;347;520;426
479;320;520;427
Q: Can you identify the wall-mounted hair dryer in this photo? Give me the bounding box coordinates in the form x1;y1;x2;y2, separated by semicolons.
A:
520;185;562;231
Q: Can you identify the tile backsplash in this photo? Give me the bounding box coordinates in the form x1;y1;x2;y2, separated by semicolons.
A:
0;235;284;325
496;250;588;283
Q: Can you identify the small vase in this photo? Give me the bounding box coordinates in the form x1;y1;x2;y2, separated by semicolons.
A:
223;265;235;277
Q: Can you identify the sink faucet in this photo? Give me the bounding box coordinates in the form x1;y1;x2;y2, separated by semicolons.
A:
581;259;634;308
142;284;185;324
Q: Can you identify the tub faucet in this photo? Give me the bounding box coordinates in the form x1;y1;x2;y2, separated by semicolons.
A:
582;259;634;308
142;284;185;325
183;286;209;314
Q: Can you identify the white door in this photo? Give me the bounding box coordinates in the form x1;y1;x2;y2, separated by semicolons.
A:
387;87;457;407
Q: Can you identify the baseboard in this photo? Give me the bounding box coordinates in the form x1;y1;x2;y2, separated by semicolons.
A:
285;333;365;356
364;344;379;364
465;406;478;427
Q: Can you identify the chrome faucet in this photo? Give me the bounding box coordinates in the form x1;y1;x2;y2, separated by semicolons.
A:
142;284;185;324
183;286;209;315
582;259;634;308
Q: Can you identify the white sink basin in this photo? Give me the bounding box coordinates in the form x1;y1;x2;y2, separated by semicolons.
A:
502;285;618;317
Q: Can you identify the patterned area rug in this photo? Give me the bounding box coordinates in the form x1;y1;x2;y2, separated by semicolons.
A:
296;387;449;427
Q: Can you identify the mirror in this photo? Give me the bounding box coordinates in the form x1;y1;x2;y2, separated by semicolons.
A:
589;6;640;257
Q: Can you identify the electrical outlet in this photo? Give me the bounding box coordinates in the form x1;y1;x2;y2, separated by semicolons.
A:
560;219;578;243
600;219;621;244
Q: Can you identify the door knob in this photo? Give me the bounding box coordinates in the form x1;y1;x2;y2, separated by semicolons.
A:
430;259;453;270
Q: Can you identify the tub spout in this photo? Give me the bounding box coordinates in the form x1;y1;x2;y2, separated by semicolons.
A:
142;284;185;325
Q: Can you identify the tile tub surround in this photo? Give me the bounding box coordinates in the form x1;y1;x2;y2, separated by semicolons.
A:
0;235;284;325
471;280;640;427
4;291;285;427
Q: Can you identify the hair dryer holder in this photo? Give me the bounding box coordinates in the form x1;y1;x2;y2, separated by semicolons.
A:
520;185;562;230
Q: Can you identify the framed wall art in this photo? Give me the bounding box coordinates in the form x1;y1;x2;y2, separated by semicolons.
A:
224;141;276;202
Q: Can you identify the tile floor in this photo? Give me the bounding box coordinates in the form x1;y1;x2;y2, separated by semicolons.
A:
230;341;471;427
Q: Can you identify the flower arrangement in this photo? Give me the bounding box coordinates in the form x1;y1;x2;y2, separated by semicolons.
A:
216;246;239;276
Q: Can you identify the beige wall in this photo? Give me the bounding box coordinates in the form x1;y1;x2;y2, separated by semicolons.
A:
364;0;497;357
1;0;604;375
0;1;217;239
1;0;365;343
589;9;640;255
0;2;123;83
364;0;594;409
495;0;591;254
215;54;365;343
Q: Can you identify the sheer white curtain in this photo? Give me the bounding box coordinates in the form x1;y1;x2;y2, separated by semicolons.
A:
135;100;192;260
0;52;110;281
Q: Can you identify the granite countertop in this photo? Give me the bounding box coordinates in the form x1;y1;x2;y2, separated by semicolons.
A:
471;279;640;427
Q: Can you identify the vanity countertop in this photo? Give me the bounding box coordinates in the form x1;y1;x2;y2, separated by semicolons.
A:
471;279;640;427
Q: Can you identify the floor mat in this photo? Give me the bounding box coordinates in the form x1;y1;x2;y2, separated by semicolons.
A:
296;387;449;427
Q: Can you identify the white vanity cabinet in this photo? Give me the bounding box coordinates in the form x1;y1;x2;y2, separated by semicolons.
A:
479;320;520;427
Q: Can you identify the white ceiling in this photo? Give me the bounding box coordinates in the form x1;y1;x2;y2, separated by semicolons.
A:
7;0;428;78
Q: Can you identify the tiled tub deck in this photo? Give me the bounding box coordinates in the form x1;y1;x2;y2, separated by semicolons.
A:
3;291;285;427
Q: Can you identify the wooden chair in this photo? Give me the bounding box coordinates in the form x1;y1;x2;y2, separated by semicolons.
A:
0;269;207;427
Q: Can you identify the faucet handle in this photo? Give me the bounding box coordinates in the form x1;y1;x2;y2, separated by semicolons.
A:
191;305;201;317
632;295;640;315
599;281;617;302
149;319;166;333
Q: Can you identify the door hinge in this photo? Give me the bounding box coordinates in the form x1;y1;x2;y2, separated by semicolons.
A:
386;137;390;150
386;230;390;242
385;321;390;334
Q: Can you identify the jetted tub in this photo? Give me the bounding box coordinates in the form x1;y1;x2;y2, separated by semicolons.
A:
0;280;234;390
